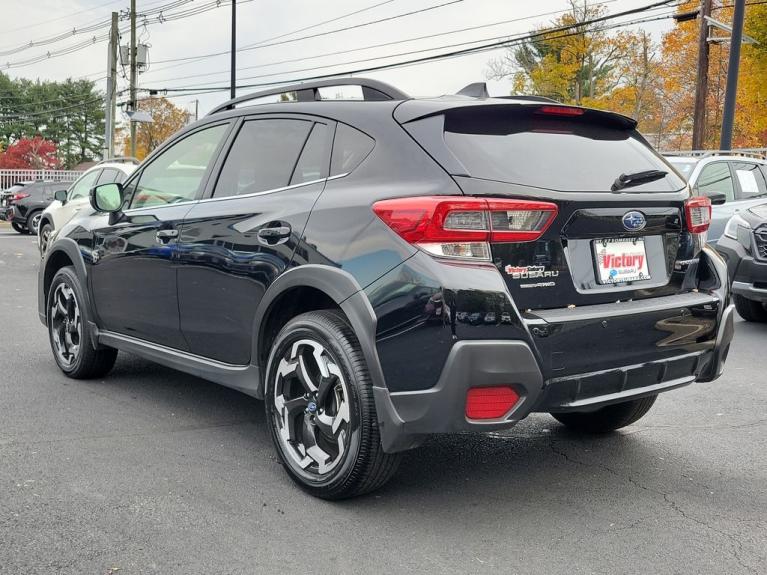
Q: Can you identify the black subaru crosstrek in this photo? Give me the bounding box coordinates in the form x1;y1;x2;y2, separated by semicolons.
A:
38;79;735;499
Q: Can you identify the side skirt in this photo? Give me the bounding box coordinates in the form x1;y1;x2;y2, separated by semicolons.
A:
98;330;262;397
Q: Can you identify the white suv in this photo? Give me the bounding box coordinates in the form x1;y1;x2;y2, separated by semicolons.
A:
665;152;767;244
38;158;138;253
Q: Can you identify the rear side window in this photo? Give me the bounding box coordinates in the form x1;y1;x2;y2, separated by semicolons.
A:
290;123;329;185
214;119;313;198
438;108;684;192
330;123;374;176
697;163;735;202
732;162;767;199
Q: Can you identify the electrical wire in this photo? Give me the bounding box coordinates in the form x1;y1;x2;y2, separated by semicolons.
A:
144;0;681;94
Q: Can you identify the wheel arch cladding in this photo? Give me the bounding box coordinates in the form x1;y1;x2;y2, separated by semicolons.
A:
38;239;89;327
252;264;386;399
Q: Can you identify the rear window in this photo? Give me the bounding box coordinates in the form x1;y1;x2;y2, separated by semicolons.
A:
440;108;685;192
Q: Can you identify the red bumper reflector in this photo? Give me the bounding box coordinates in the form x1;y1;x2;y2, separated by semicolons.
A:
466;386;520;420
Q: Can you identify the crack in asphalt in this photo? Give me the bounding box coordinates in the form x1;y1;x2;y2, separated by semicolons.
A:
549;438;760;574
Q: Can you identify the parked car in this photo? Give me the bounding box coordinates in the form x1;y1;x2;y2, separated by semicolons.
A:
716;202;767;322
1;180;66;235
39;78;734;499
38;158;138;254
665;152;767;244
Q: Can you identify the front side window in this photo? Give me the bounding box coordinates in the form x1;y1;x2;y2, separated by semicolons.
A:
69;170;102;200
214;119;313;198
732;162;767;199
697;163;735;202
130;124;228;209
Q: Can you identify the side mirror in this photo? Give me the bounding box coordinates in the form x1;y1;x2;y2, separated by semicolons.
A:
54;189;68;203
90;183;124;214
702;190;727;206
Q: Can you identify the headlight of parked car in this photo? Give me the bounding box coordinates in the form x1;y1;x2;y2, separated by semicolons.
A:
723;213;752;250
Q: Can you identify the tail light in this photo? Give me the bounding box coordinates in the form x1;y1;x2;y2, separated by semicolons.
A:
466;386;520;420
11;192;29;203
685;196;712;234
372;196;557;261
536;105;585;117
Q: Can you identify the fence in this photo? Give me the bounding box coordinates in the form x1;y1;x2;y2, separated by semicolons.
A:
0;169;82;190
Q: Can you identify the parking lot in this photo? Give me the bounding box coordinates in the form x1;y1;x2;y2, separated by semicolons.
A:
0;223;765;575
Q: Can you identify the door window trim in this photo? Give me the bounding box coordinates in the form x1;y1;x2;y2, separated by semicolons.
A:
121;119;235;213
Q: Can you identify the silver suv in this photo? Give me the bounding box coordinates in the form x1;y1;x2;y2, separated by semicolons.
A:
665;151;767;244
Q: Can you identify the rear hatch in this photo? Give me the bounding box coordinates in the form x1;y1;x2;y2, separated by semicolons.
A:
397;101;694;310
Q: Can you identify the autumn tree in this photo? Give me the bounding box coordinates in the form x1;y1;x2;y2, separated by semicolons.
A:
0;137;59;169
0;73;104;167
488;1;631;104
122;97;189;160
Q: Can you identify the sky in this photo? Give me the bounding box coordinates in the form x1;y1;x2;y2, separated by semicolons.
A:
1;0;676;119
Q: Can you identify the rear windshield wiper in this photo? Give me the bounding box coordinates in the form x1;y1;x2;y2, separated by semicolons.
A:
611;169;668;192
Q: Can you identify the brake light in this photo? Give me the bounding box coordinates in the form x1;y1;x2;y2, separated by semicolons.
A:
11;192;29;202
536;105;585;117
685;196;711;234
372;196;557;261
466;386;520;420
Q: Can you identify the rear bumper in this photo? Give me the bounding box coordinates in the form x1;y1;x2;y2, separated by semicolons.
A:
373;247;733;453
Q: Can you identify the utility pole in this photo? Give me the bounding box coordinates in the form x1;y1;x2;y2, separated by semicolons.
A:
129;0;138;158
194;99;199;122
231;0;236;100
720;0;747;150
103;11;118;159
692;0;712;150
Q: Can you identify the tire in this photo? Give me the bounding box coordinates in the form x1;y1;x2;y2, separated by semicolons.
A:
733;294;767;323
264;310;400;499
39;222;53;255
11;221;27;234
27;210;42;235
551;395;657;433
47;266;117;379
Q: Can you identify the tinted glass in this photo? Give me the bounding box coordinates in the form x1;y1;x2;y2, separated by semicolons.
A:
668;159;698;181
330;123;374;176
290;123;329;185
97;168;121;185
214;119;312;198
697;163;735;202
442;109;685;192
732;162;767;199
69;170;101;200
131;124;228;209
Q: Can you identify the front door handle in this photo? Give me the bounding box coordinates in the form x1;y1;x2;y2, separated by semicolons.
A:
155;229;179;243
257;225;291;245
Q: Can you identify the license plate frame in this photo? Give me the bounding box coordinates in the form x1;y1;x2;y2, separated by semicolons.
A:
593;237;651;284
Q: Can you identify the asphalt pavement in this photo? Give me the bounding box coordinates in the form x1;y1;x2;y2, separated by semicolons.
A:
1;222;765;575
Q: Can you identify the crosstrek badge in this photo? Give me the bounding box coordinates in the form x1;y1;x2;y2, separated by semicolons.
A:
593;237;651;284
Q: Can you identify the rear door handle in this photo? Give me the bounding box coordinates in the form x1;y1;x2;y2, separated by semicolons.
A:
257;225;291;245
155;229;179;243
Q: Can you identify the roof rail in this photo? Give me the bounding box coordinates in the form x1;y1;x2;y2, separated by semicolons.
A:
663;148;767;159
207;78;410;116
97;156;140;166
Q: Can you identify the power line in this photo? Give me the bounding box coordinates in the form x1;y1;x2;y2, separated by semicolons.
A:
143;0;627;86
144;0;681;95
148;0;466;66
0;0;252;70
143;0;402;76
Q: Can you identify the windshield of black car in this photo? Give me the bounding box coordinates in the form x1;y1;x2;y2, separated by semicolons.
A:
441;109;686;192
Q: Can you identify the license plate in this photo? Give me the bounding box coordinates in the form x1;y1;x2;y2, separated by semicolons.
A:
593;237;650;284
